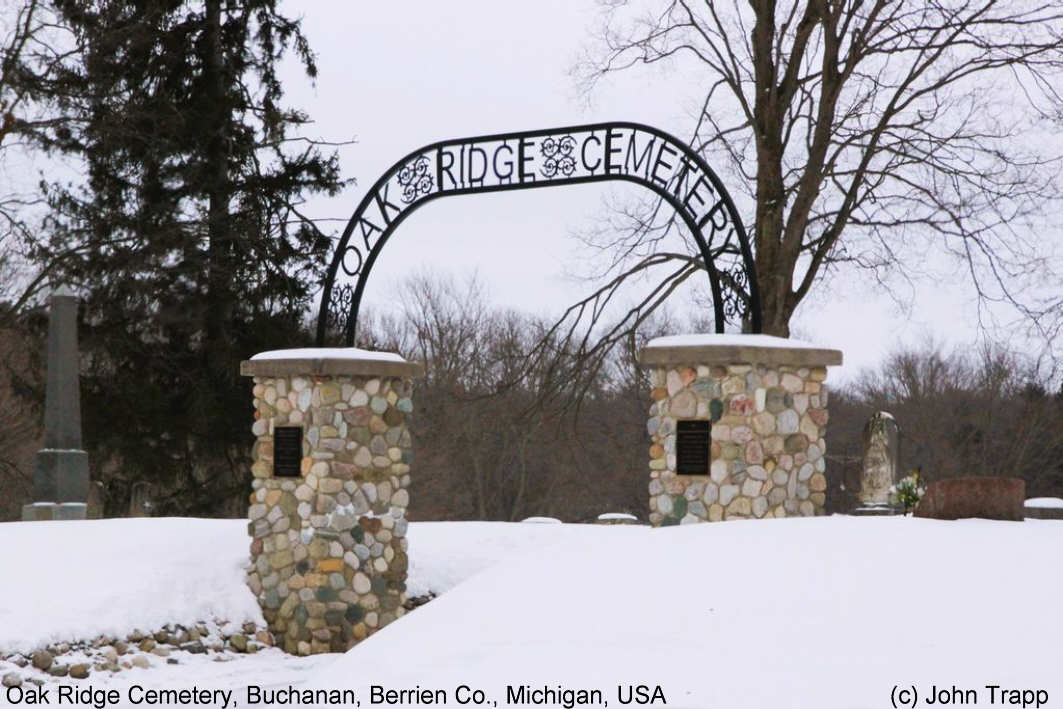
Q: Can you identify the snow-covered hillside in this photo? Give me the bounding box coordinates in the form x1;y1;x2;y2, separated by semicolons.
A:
311;516;1063;708
0;516;1060;708
0;518;615;651
0;518;261;651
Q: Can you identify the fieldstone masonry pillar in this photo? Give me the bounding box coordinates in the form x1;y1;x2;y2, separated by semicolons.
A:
240;349;422;655
640;335;842;525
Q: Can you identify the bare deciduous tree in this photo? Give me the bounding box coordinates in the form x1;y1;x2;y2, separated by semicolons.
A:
356;274;656;522
0;0;69;518
573;0;1063;348
0;0;76;322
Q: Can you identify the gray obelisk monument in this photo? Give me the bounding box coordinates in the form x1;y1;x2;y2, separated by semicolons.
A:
22;288;89;521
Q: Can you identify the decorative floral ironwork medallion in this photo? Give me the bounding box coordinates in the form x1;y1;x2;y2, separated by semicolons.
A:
540;135;577;178
397;155;433;203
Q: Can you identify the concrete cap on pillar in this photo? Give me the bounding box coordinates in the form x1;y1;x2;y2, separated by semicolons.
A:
639;334;843;368
240;347;424;378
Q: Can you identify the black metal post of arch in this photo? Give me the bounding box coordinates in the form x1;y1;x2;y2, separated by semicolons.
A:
315;121;762;346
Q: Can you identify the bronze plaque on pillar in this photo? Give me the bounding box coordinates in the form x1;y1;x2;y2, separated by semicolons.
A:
676;420;710;475
274;426;303;477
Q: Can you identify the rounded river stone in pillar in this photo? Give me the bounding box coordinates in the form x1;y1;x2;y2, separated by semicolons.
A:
639;335;842;525
240;348;423;655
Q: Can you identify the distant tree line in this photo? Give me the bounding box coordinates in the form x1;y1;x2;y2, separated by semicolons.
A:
827;345;1063;511
3;271;1061;521
366;278;1063;521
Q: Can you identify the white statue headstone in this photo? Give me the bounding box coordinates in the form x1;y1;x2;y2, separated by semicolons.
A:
856;411;899;513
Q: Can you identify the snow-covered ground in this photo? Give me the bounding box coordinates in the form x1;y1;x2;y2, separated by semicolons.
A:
406;520;611;598
0;518;608;651
1;516;1060;708
0;518;261;651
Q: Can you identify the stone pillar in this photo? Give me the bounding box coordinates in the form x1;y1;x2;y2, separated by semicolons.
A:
853;411;900;515
639;335;842;525
23;288;89;521
240;349;422;655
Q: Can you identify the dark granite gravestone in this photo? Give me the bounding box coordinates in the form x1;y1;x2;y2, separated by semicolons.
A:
22;289;89;521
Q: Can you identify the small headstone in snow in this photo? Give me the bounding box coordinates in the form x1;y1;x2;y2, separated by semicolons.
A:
1024;497;1063;520
129;481;154;517
596;512;640;525
1025;497;1063;509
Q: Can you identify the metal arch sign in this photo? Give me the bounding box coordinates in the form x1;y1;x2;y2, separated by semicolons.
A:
316;121;762;345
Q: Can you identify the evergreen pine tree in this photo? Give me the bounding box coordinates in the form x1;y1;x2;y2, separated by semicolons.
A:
24;0;345;515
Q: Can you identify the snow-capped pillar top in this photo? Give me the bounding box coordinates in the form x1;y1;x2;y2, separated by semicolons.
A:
240;347;424;379
639;334;842;368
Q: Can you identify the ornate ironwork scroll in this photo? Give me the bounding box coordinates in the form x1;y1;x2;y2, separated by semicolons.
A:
316;121;762;345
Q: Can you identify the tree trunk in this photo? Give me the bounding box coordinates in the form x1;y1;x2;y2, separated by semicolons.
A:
755;249;794;337
204;0;233;376
749;2;795;338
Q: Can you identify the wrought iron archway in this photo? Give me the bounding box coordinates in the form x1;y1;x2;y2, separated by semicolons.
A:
316;121;762;345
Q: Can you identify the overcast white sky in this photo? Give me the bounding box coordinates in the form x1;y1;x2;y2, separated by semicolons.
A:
278;1;1048;385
